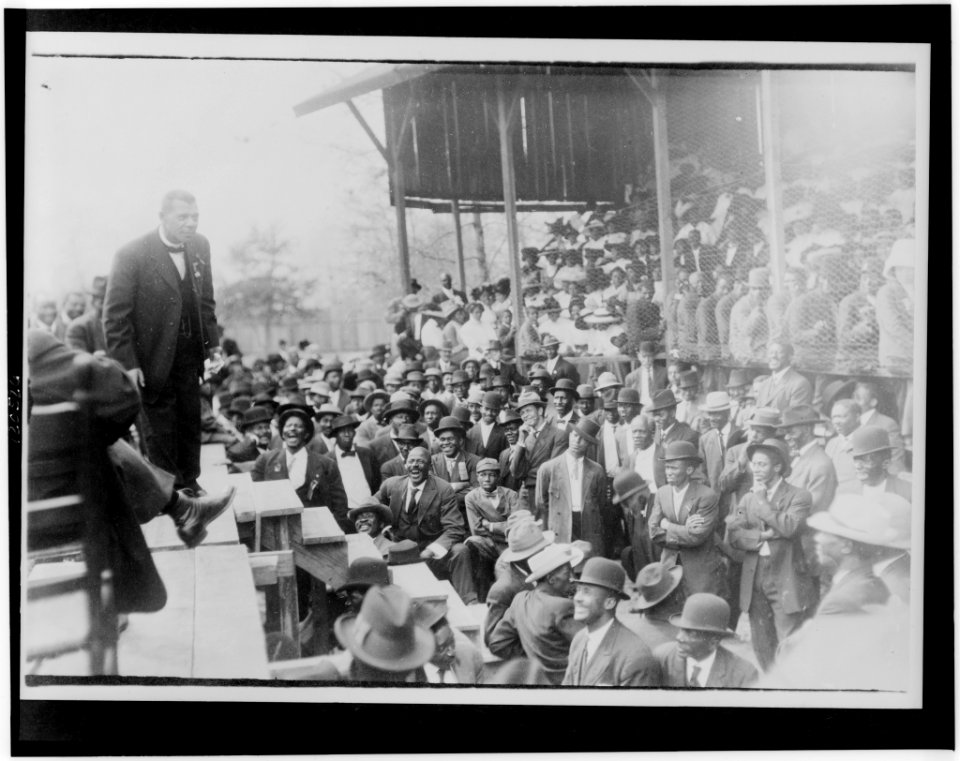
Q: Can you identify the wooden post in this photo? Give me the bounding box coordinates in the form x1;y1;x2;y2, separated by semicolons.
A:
276;516;300;658
390;153;412;295
649;72;677;351
760;70;786;293
452;197;467;293
496;77;524;335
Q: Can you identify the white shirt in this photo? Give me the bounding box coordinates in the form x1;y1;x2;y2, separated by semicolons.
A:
685;648;719;687
424;662;459;684
479;420;495;447
545;355;560;374
285;447;308;489
758;477;783;556
859;407;878;426
405;481;426;513
585;618;615;662
873;552;907;578
861;481;887;500
556;410;576;430
639;366;655;406
565;452;585;513
602;422;620;476
159;225;186;279
770;366;790;386
336;445;372;508
671;482;690;518
633;445;656;485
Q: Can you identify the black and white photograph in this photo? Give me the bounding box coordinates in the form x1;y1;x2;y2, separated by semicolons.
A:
11;5;949;754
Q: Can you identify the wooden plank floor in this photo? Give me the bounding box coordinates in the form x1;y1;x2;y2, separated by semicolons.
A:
389;561;448;603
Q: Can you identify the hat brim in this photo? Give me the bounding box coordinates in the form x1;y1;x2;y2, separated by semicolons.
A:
334;612;435;672
347;505;393;525
569;427;598;446
659;453;703;464
612;482;648;505
745;443;792;478
500;530;556;562
701;404;731;413
777;417;825;429
548;386;580;399
806;510;895;547
330;420;362;432
575;578;630;600
644;401;678;412
631;566;683;610
668;613;735;636
525;546;585;583
516;398;547;409
849;445;893;457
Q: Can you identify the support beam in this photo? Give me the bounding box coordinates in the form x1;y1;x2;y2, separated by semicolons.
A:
496;76;524;335
387;90;416;294
647;71;678;351
345;99;387;162
760;70;787;294
451;198;467;292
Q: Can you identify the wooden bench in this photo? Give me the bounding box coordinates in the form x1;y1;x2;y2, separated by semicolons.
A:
389;561;448;603
299;506;346;545
199;443;228;472
438;580;480;637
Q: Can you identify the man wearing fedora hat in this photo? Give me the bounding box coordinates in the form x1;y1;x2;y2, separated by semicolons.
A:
496;408;525;491
325;414;381;509
355;389;391;447
778;404;838;515
483;338;524;393
825;398;864;492
333;585;435;683
614;387;644;461
575;383;598;418
697;391;746;493
725;437;818;670
851;381;906;475
622;562;686;652
624;341;668;407
549;378;582;440
612;470;655;581
649;441;725;598
761;494;909;691
66;275;108;355
368;395;430;468
563;557;661;687
725;368;752;428
226;406;274;472
348;497;395;558
465;391;509;460
430;416;482;514
655;593;758;688
753;342;814;415
464;458;520;598
541;333;580;387
377;447;476;604
483;514;554;643
379;424;424;481
846;425;912;501
488;543;585;684
535;417;609;555
675;370;704;432
252;406;351;532
411;599;484;685
648;389;700;489
511;390;564;513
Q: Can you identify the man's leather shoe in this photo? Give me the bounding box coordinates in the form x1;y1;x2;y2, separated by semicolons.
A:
173;487;237;548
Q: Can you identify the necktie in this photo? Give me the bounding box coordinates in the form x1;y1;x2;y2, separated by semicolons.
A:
690;664;703;687
406;488;418;513
341;450;356;458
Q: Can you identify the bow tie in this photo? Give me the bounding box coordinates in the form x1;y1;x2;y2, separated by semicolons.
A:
340;450;356;457
164;244;184;253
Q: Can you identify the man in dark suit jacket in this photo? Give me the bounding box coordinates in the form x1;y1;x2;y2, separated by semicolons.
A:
753;342;813;415
512;391;567;513
623;341;668;406
464;391;509;460
655;593;758;688
380;424;423;480
377;448;476;604
430;416;482;515
251;408;351;532
368;399;430;467
648;390;700;488
483;340;525;394
563;558;661;687
103;190;220;493
324;415;381;513
725;438;817;671
542;335;581;386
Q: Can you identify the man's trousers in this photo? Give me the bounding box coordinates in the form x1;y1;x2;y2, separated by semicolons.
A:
141;352;202;489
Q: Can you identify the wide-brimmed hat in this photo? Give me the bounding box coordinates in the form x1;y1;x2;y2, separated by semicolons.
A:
500;520;555;562
418;398;449;418
363;390;390;414
516;390;546;410
570;418;601;446
746;437;792;477
451;406;472;427
678;370;700;389
540;333;561;348
405;371;426;384
726;369;751;389
611;470;649;505
240;406;273;430
849;425;893;456
632;562;683;610
617;388;641;406
391;423;422;442
460;357;480;370
808;493;910;550
525;543;584;584
347;496;393;526
329;414;361;433
820;378;856;415
252;392;279;410
309;380;332;398
387;539;424;566
382;398;420;422
778;404;825;429
577;384;596;400
401;293;427;310
701;391;731;413
669;593;735;636
747;407;783;429
549;378;580;398
499;408;522;426
411;599;449;630
314;403;342;420
593;372;622;392
646;389;679;412
660;440;702;463
466;388;485;406
527;367;553;383
874;493;912;550
450;370;470;386
333;585;435;672
490;375;511;388
278;407;315;442
575;557;629;600
583;308;620;326
434;416;465;436
335;556;391;593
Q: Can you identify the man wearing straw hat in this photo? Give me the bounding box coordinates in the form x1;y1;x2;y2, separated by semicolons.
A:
612;470;655;581
649;441;725;598
563;557;661;687
655;593;758;688
725;437;817;671
512;389;564;513
488;543;585;685
697;391;745;493
535;417;609;554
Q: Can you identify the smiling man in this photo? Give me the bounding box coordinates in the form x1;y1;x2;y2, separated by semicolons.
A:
104;189;222;495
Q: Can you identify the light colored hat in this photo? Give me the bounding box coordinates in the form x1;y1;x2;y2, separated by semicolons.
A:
808;493;911;550
701;391;731;412
500;520;555;562
525;543;584;584
516;390;546;410
583;308;620;326
467;388;485;406
594;372;622;392
308;381;332;398
883;238;915;278
314;403;342;419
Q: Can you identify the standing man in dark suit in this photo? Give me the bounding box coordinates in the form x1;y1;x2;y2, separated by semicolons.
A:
377;447;476;604
563;558;661;687
648;390;700;488
655;593;758;688
103;190;221;494
512;390;565;513
624;341;668;407
542;334;581;387
324;414;381;510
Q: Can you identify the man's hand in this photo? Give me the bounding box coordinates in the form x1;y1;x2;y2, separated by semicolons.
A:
686;514;706;531
419;548;435;560
660;518;671;530
127;368;144;388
